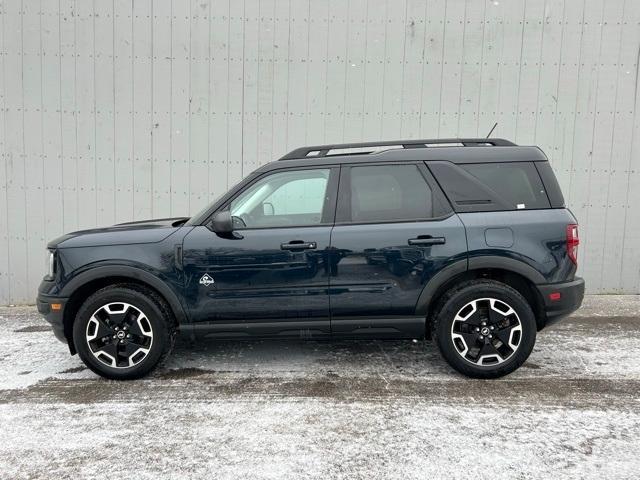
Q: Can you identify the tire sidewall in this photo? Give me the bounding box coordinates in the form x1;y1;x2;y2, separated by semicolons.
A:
73;287;169;380
434;282;537;378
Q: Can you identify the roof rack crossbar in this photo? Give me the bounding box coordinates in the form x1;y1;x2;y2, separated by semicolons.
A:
279;138;517;160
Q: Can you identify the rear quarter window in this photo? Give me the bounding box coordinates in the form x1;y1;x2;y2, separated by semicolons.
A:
428;161;551;212
461;162;550;209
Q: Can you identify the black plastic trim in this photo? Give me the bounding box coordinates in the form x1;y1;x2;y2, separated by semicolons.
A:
36;295;68;345
538;277;585;324
414;256;550;316
59;265;188;325
280;138;518;159
414;259;468;315
180;320;331;338
535;161;566;208
331;316;425;338
468;256;547;284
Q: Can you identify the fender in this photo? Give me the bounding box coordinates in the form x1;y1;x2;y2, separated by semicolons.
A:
467;255;547;284
414;259;467;315
60;265;188;325
414;255;547;315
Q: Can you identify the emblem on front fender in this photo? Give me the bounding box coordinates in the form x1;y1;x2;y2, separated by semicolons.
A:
199;274;215;286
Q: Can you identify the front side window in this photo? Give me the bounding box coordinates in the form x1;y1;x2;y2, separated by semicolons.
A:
229;168;330;228
346;164;434;223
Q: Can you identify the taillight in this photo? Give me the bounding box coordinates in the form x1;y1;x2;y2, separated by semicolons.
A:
566;224;579;265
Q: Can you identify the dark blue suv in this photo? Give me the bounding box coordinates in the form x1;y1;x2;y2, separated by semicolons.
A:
37;139;585;379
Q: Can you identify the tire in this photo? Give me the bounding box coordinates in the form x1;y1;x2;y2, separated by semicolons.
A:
72;283;176;380
431;280;536;379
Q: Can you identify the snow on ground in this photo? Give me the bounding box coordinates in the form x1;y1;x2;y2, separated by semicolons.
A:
0;297;639;479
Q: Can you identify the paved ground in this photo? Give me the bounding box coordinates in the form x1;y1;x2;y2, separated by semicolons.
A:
1;296;639;479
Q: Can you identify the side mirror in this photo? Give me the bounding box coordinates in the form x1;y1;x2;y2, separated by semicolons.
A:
211;210;234;234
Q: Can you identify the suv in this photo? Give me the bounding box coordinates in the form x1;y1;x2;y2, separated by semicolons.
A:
37;138;585;380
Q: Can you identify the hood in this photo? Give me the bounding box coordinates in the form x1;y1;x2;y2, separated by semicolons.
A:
47;217;190;249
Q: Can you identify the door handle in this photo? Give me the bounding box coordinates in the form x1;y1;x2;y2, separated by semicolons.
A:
280;240;317;251
408;235;446;246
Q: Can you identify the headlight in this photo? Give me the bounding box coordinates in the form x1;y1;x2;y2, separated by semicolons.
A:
46;250;56;278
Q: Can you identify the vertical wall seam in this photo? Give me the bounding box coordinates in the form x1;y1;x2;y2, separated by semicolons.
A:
21;0;30;296
436;0;448;137
187;0;192;212
513;0;527;140
206;0;212;199
581;0;607;291
1;0;11;302
58;0;64;229
92;0;97;226
340;0;351;141
474;0;487;137
567;0;587;204
379;0;389;137
551;0;567;157
455;0;468;136
39;0;45;247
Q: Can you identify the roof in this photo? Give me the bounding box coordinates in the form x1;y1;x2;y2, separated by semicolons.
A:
273;138;548;168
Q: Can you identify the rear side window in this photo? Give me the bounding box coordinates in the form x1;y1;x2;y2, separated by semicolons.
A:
461;163;549;209
429;161;551;212
337;164;449;223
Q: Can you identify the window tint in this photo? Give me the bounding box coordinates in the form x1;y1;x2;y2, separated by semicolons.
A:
460;162;550;210
347;165;433;222
230;169;330;228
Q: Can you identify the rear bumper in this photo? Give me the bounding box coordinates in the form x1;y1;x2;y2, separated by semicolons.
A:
537;277;585;327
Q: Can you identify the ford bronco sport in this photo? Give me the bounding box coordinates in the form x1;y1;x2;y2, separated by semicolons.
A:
37;138;585;380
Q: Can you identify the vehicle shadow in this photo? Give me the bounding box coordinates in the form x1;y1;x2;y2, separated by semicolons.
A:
162;333;451;379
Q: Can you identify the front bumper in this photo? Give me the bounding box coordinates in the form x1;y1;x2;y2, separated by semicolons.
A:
537;277;585;326
37;280;69;346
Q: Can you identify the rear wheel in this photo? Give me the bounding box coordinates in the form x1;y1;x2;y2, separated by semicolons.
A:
432;280;536;378
73;284;175;380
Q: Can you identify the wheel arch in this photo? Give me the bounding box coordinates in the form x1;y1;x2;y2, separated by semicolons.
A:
416;259;546;334
61;266;187;354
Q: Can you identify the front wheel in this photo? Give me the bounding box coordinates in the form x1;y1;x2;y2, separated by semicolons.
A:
73;284;175;380
432;280;537;379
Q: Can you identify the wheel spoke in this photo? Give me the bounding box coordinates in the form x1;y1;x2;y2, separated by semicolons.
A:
478;341;501;359
88;316;112;341
487;306;505;325
462;309;483;327
90;340;119;366
494;324;515;346
126;333;152;348
115;341;132;367
458;331;479;352
127;315;146;337
122;306;140;327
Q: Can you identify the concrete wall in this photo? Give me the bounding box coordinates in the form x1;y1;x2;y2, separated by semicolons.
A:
1;0;639;303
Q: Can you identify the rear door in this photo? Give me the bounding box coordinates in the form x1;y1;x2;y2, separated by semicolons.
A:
328;162;467;337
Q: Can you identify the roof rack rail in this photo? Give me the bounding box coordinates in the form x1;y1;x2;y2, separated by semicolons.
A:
279;138;517;160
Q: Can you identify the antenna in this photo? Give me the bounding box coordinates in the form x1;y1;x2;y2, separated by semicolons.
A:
486;122;498;138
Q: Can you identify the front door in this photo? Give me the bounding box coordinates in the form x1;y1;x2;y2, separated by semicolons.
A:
328;162;467;337
182;166;338;337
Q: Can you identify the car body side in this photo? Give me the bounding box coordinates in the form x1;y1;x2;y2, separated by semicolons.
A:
38;150;585;354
